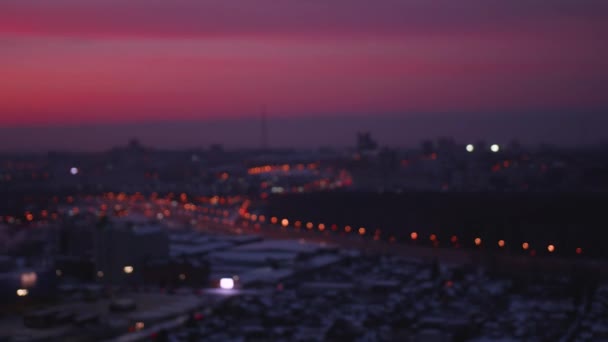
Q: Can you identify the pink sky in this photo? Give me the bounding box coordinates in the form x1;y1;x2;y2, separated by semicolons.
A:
1;0;607;129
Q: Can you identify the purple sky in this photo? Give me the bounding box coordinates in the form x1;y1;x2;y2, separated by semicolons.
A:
1;0;607;150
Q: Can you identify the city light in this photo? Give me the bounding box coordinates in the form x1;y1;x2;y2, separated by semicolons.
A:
498;240;505;248
179;273;186;280
466;144;475;152
56;269;62;277
16;289;28;297
522;242;530;250
220;278;235;290
547;244;555;253
123;266;134;274
271;217;278;224
410;232;418;240
306;222;314;230
318;223;326;231
491;144;500;153
474;237;482;246
20;272;37;288
70;167;79;175
97;271;104;278
358;227;366;235
576;247;583;255
281;218;289;227
135;322;145;331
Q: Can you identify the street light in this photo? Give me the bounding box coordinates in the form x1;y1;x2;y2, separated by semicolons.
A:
123;266;134;274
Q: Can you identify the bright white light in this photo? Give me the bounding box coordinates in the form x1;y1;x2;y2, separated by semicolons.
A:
490;144;500;152
123;266;134;274
16;289;28;297
219;278;234;290
70;167;79;175
466;144;475;152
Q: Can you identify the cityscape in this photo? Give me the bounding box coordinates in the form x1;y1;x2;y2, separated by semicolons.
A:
1;136;607;341
2;0;608;341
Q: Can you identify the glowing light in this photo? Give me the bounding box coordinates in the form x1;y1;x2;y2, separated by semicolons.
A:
258;215;266;223
97;271;104;278
410;232;418;240
576;247;583;255
429;234;437;241
123;266;134;274
466;144;475;152
135;322;145;331
281;218;289;227
25;213;34;222
179;273;186;280
20;272;37;288
271;217;278;224
547;244;555;253
220;278;235;290
522;242;530;250
70;167;79;175
318;223;326;231
56;269;62;277
306;222;314;230
474;237;482;246
490;144;500;153
358;227;366;235
345;225;352;233
294;221;302;228
156;212;164;220
498;240;505;248
16;289;28;297
450;235;458;243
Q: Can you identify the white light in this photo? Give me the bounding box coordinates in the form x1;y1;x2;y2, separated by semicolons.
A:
70;167;79;175
123;266;134;274
466;144;475;152
219;278;234;290
491;144;500;152
16;289;28;297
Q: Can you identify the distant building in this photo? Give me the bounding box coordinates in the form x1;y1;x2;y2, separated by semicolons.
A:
356;132;378;153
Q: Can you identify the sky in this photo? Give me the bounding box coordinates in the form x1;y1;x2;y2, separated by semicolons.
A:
1;0;607;150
